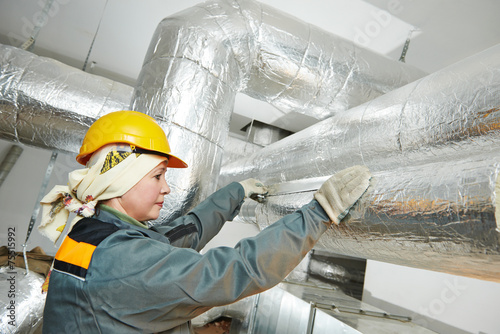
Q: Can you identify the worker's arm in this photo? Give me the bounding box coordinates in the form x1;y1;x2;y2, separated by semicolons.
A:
87;166;371;332
152;182;245;251
88;199;331;332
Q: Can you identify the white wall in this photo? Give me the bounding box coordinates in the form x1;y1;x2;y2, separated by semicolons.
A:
0;139;81;256
363;260;500;334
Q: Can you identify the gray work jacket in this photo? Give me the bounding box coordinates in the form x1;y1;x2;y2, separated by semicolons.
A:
42;182;330;333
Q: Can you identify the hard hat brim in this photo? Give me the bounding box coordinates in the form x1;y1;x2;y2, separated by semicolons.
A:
77;146;188;168
76;111;189;168
165;153;188;168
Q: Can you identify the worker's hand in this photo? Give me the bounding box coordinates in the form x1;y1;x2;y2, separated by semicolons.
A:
239;178;268;202
314;165;371;225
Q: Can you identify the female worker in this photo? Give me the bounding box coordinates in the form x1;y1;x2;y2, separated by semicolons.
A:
39;110;371;333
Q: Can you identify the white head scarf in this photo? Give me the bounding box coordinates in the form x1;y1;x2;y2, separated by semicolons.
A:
38;144;167;243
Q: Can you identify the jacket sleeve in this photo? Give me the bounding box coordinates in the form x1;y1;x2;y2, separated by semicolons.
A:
87;199;331;332
152;182;245;251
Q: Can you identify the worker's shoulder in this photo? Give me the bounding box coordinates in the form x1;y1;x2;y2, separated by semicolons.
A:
68;217;121;245
71;217;158;242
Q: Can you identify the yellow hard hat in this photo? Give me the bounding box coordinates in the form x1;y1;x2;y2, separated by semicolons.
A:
76;110;188;168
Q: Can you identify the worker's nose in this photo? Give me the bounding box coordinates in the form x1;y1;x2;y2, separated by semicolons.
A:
162;178;171;195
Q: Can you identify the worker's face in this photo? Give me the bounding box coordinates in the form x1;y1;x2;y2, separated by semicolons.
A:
117;160;170;221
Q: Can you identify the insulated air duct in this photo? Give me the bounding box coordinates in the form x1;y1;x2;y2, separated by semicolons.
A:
0;3;497;283
0;267;45;334
192;284;437;333
221;44;500;282
0;1;422;222
0;44;133;154
131;0;424;220
244;156;500;282
219;43;500;185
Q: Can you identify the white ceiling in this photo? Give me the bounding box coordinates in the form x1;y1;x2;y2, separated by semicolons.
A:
1;0;499;137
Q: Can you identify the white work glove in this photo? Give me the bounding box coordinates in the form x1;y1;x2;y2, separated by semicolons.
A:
239;178;268;202
314;165;372;225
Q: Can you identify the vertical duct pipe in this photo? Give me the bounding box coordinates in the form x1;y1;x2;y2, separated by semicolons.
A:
131;0;424;221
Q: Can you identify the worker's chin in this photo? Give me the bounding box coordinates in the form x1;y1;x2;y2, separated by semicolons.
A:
139;212;161;223
149;211;161;221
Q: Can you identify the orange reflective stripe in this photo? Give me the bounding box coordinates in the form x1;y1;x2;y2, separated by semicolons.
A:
55;236;96;270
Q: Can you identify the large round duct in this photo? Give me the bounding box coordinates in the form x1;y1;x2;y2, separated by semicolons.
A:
219;43;500;185
0;44;133;154
222;44;500;282
243;155;500;282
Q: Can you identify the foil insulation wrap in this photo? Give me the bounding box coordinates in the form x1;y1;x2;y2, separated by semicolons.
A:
219;44;500;186
241;156;500;281
0;44;133;154
222;135;262;166
0;267;46;334
132;0;423;221
131;8;239;219
225;44;500;281
238;0;425;119
137;0;424;120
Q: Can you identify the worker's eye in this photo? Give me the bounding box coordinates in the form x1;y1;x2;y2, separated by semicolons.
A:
154;174;162;180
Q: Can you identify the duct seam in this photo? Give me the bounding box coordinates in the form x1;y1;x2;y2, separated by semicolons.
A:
170;120;226;149
8;54;35;143
395;76;424;153
358;101;374;165
327;50;357;109
201;4;249;87
269;25;313;106
151;54;235;85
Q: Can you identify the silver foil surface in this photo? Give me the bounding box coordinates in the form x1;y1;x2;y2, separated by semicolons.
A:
223;44;500;281
0;44;133;154
0;267;45;334
243;156;500;281
131;0;423;221
220;44;500;186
